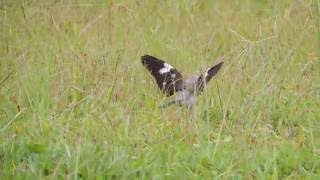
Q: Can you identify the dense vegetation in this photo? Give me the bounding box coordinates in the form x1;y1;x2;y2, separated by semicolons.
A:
1;0;319;178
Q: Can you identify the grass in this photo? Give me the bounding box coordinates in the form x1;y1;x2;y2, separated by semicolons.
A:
0;0;319;179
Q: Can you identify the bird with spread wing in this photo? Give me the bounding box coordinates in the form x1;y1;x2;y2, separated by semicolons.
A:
141;55;223;109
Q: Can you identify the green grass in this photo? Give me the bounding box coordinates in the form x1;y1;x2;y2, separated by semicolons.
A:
0;0;319;179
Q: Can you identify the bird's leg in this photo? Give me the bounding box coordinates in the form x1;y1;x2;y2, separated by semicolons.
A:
158;100;178;108
187;104;196;120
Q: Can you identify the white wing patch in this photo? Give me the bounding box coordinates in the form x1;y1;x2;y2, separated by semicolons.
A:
159;63;173;74
204;69;209;77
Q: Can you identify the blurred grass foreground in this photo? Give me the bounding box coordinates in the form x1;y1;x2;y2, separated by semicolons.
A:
0;0;319;179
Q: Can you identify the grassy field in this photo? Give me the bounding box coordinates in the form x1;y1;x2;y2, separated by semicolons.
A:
0;0;319;179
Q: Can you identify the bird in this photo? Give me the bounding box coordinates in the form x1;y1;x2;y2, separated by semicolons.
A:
141;55;223;109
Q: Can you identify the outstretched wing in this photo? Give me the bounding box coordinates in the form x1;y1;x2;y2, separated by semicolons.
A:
141;55;184;96
196;62;224;93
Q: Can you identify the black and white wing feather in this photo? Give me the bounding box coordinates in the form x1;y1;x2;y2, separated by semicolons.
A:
141;55;184;96
196;62;224;93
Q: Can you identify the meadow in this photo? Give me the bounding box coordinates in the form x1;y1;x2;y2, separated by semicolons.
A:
0;0;319;179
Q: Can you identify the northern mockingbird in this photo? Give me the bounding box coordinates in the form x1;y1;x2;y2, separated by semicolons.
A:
141;55;223;109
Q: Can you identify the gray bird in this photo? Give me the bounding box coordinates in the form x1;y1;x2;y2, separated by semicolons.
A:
141;55;223;108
